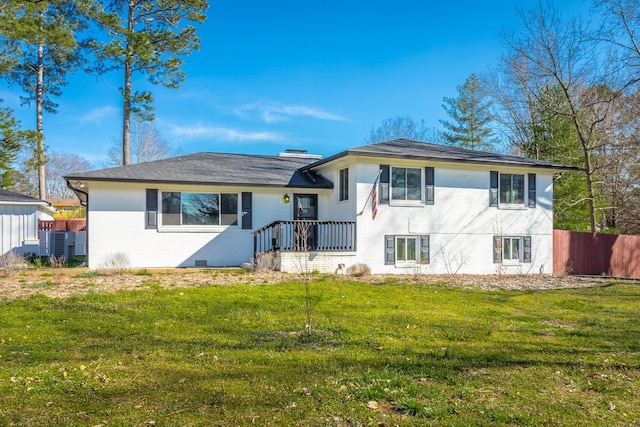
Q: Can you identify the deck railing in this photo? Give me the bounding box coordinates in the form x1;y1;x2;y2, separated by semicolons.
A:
253;220;356;256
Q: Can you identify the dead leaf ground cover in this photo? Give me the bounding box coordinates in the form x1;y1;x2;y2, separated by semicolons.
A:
0;267;613;300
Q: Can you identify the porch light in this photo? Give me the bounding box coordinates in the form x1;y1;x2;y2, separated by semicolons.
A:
283;193;290;203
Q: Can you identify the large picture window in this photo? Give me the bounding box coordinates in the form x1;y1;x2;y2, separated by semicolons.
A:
499;173;525;205
161;192;238;226
391;167;421;201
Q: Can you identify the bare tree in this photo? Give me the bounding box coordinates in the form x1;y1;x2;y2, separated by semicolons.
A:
492;0;634;232
292;221;322;336
364;116;442;144
106;118;179;165
16;150;91;199
595;0;640;84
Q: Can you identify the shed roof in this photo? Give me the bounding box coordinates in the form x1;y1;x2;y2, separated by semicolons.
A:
0;188;49;204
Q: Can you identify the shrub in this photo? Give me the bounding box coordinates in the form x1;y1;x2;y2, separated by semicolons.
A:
0;252;26;270
101;252;131;274
346;263;371;277
253;251;280;271
48;255;66;268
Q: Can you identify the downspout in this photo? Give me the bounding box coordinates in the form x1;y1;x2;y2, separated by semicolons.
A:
66;179;90;266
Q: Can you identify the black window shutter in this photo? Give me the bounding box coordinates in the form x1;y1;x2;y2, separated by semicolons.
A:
379;165;390;204
425;167;434;205
420;235;430;264
241;192;252;229
384;235;395;265
528;173;536;208
490;171;499;207
493;236;502;263
146;189;158;229
523;236;532;263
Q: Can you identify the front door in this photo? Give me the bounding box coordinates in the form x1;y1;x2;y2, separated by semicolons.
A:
293;194;318;250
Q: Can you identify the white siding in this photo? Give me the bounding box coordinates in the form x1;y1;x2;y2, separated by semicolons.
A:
0;204;52;255
86;182;329;269
312;158;555;275
86;156;557;275
351;161;554;274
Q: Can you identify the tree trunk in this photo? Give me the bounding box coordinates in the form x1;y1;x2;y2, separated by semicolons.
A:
583;149;598;232
36;41;46;199
122;0;135;166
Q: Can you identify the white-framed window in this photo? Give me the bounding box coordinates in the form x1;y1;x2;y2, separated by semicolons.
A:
499;173;525;205
161;192;238;226
502;237;521;261
385;235;430;266
493;235;532;264
391;167;422;201
339;168;349;201
396;236;418;262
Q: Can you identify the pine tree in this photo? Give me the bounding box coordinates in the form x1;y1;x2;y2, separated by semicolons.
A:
0;0;94;198
93;0;208;165
440;73;495;151
0;103;36;189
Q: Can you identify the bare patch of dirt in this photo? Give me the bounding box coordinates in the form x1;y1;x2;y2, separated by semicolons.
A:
0;267;616;300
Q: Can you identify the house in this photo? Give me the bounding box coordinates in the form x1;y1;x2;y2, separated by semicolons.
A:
0;188;57;256
65;139;574;274
46;197;84;218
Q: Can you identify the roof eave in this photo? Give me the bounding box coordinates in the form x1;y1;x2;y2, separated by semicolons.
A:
304;150;578;171
65;176;333;189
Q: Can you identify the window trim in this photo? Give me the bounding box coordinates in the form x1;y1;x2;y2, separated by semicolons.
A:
159;191;240;229
385;234;430;266
395;236;419;265
339;167;349;202
491;171;533;209
494;235;532;264
499;173;525;206
390;166;423;205
502;236;522;263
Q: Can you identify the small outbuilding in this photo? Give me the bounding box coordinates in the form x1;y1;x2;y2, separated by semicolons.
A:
0;188;56;256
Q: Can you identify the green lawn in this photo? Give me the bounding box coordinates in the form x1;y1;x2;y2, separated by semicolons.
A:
1;277;639;426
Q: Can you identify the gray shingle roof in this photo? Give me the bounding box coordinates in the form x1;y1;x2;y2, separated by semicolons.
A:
305;139;578;171
66;140;576;196
65;152;334;189
0;188;49;204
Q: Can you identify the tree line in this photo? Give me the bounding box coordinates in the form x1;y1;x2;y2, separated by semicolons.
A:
0;0;207;198
367;0;640;235
1;1;638;235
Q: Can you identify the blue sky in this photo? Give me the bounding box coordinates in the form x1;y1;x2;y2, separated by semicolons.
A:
2;0;591;165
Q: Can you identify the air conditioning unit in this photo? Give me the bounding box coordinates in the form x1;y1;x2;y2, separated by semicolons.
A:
74;231;87;256
49;232;76;260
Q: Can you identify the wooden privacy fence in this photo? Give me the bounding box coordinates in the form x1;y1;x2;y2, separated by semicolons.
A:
553;230;640;278
39;219;86;232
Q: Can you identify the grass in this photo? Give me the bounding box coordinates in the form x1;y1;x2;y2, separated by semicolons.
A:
0;277;639;426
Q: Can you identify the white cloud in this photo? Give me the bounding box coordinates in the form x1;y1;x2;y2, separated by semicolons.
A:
78;106;118;124
235;102;348;123
169;124;284;142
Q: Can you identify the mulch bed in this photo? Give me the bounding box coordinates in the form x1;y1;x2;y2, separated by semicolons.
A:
0;268;619;300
